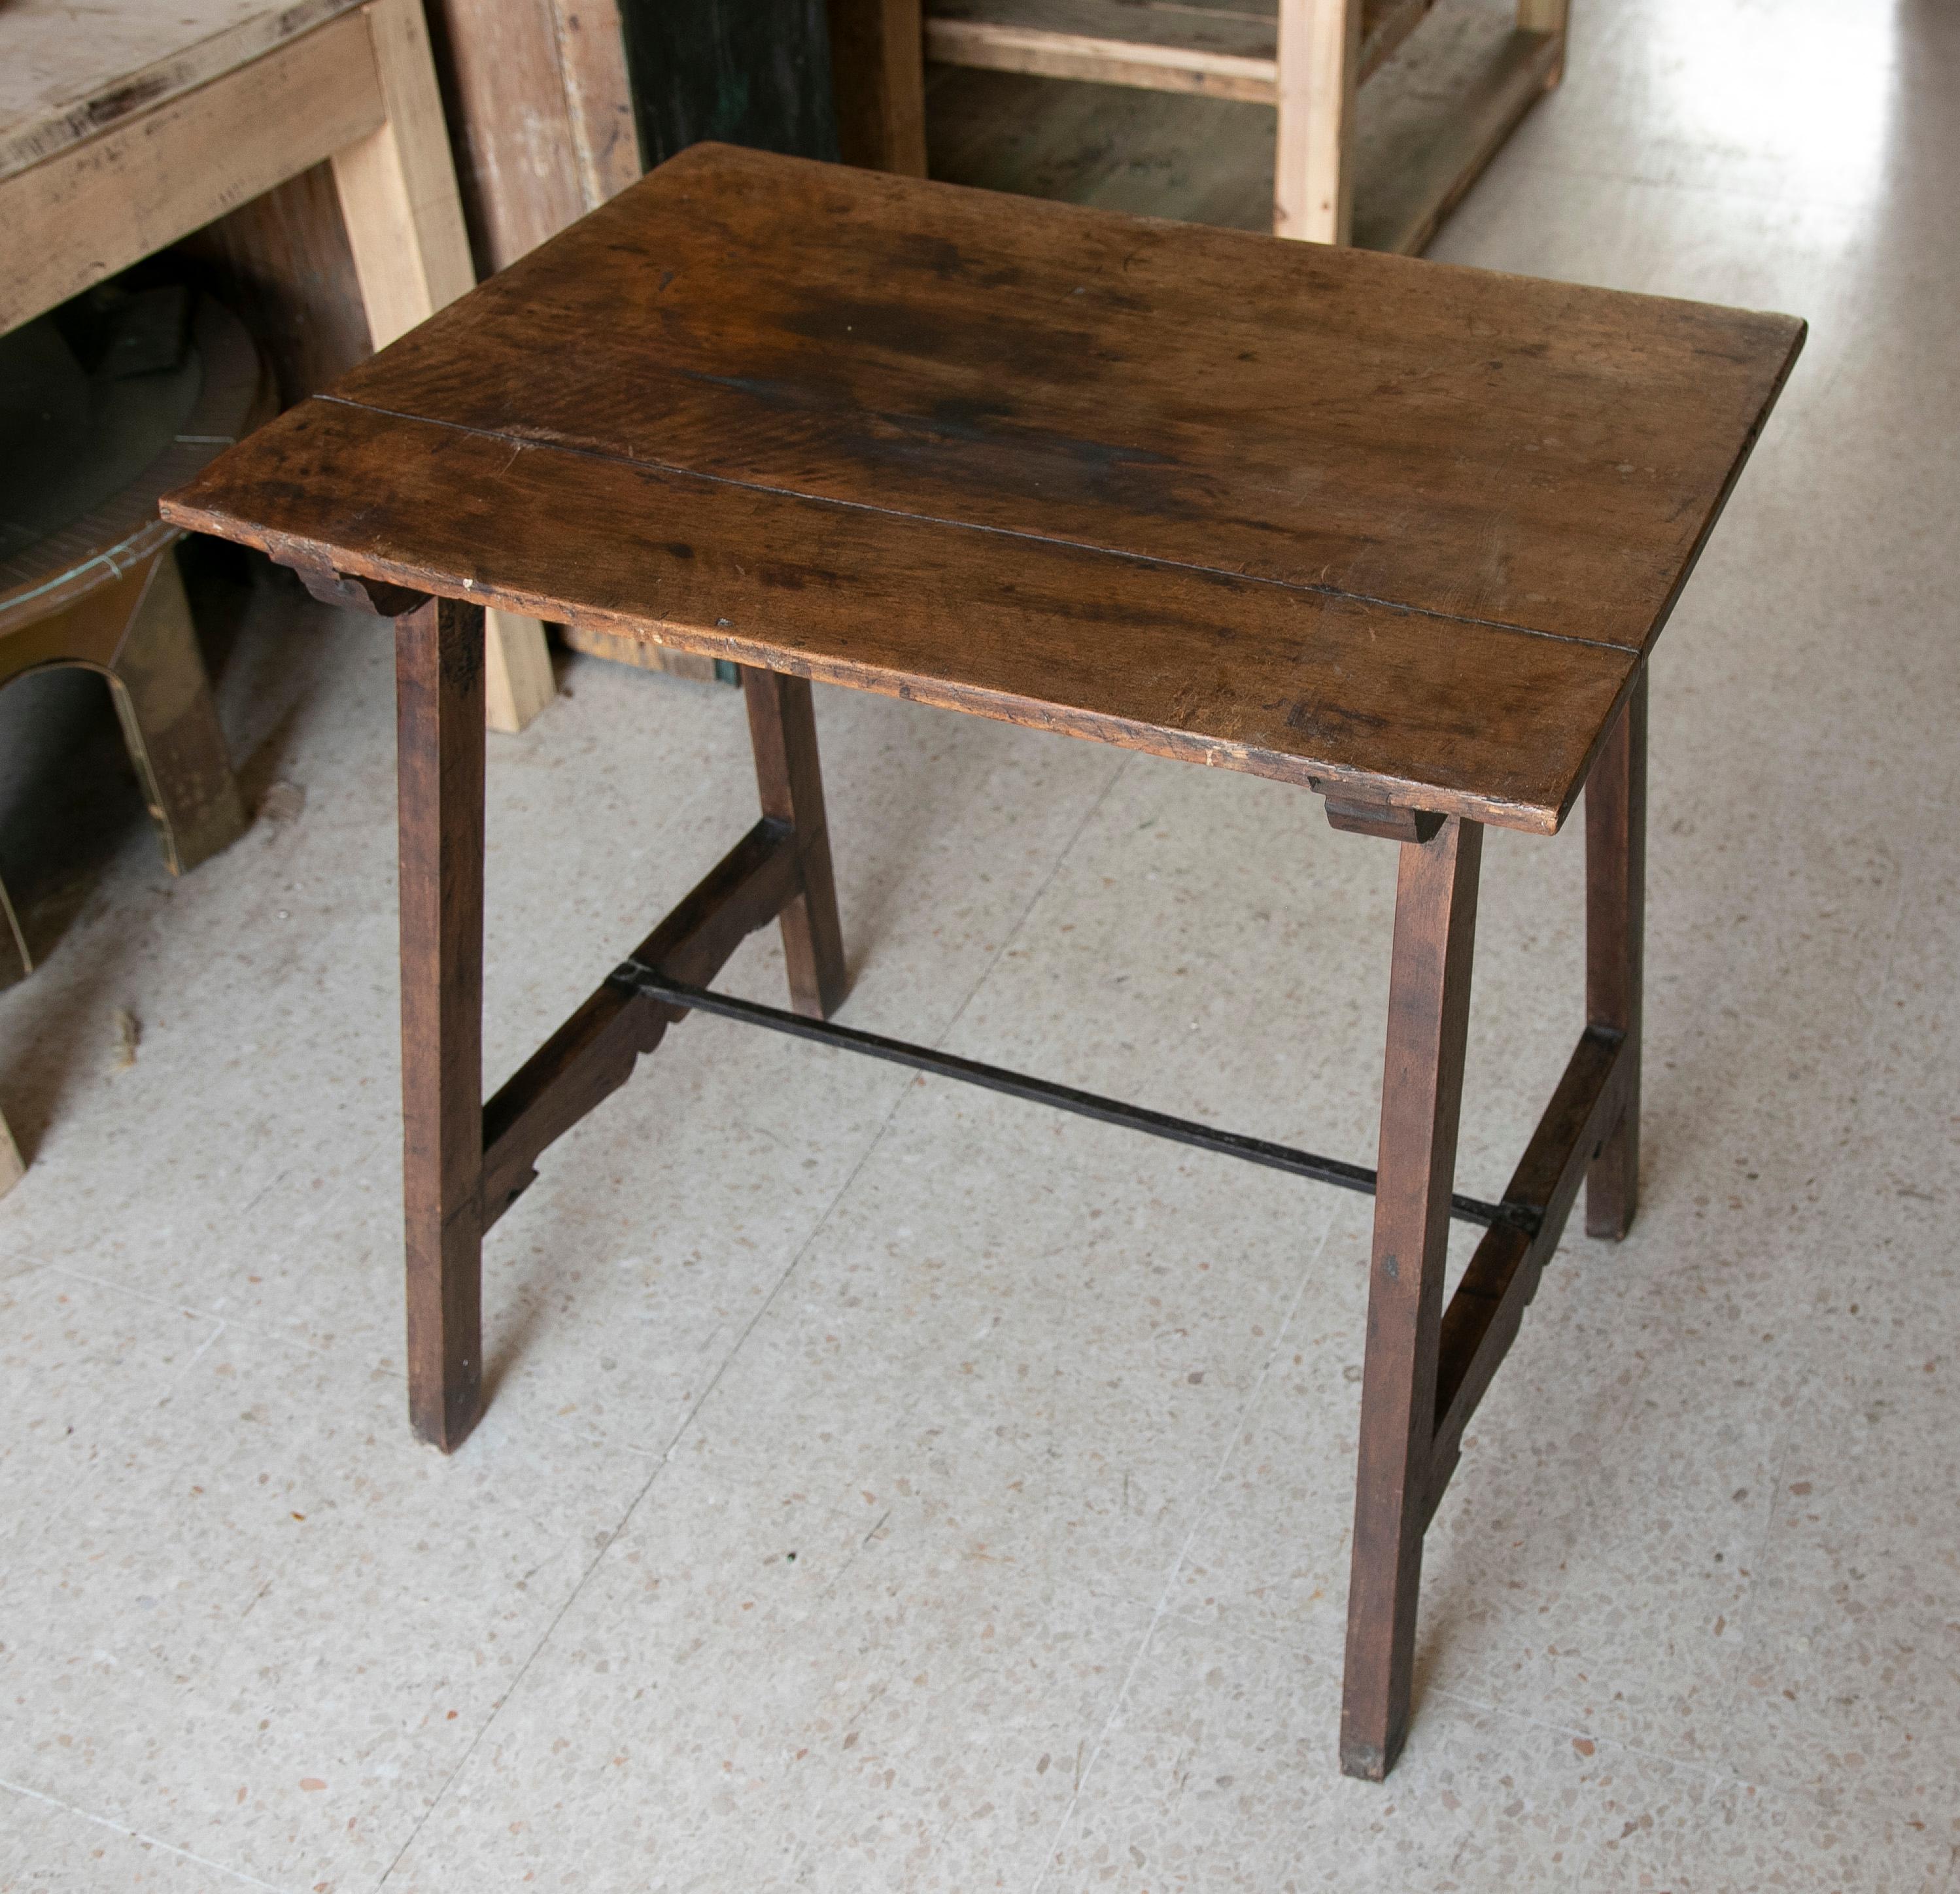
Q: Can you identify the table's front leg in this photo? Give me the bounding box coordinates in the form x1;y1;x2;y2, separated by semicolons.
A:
396;596;487;1451
1585;669;1647;1239
1341;814;1482;1780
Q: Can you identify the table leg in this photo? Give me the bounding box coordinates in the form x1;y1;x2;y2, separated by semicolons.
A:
743;669;848;1020
1585;668;1646;1239
1341;814;1482;1780
396;596;487;1451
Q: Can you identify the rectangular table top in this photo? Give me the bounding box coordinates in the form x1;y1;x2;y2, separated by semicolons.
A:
163;143;1803;832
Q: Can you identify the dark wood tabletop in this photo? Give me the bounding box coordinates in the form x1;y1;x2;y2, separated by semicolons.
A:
162;143;1802;832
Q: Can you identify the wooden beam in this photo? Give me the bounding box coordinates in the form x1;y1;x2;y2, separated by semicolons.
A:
1423;1022;1630;1521
547;0;644;206
330;0;476;341
1341;814;1481;1780
920;0;1437;107
395;595;487;1452
832;0;931;173
1274;0;1360;242
1351;19;1561;254
0;11;383;334
924;1;1281;105
1586;668;1645;1238
478;819;802;1226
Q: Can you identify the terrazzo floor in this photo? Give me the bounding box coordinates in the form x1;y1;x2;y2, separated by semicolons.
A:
3;0;1957;1887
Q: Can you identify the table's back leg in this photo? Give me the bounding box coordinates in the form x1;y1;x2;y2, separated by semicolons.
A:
396;596;487;1451
1585;668;1647;1240
1341;814;1482;1780
742;669;848;1020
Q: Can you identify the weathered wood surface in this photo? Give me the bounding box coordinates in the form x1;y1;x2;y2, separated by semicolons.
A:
165;144;1801;830
1348;9;1560;254
1;10;385;335
394;594;487;1452
1341;814;1480;1780
828;0;929;173
923;0;1434;104
1585;666;1646;1239
0;0;364;181
165;390;1634;829
422;0;598;274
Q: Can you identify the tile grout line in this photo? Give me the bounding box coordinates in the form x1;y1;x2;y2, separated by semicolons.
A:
1026;1203;1348;1894
370;752;1135;1890
0;1774;296;1894
41;1262;332;1358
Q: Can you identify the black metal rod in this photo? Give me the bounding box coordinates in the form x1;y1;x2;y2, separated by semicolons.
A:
613;963;1522;1231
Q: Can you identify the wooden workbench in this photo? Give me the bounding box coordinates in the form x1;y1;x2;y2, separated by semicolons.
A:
0;0;555;732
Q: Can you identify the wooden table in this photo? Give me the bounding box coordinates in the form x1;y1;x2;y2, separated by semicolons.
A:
0;0;554;733
162;145;1803;1780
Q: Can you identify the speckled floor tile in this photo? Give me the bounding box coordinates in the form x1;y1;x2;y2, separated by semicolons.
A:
0;1783;275;1893
1;1313;653;1893
5;1;1959;1888
379;1453;1155;1893
1047;1613;1594;1891
1049;1615;1959;1894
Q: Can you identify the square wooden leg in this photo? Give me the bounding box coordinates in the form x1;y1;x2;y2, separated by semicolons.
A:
1274;0;1361;243
1341;814;1482;1780
1585;668;1646;1241
396;595;487;1451
742;668;848;1020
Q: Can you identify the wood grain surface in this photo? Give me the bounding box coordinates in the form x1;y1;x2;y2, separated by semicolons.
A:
163;143;1802;831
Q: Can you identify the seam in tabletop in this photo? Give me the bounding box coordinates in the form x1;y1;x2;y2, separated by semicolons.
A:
315;392;1640;659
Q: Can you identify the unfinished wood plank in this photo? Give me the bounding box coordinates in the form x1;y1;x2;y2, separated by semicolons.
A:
926;0;1281;105
559;621;724;683
0;0;364;182
921;0;1431;104
484;604;558;732
1274;0;1360;239
0;10;383;334
1351;14;1560;254
331;0;477;341
0;1109;23;1198
548;0;644;205
421;0;589;271
334;0;555;733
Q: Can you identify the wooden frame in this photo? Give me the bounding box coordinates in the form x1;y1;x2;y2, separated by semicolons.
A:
0;0;554;732
922;0;1572;249
158;141;1798;1778
388;594;848;1450
363;567;1643;1776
